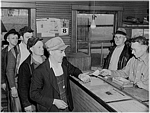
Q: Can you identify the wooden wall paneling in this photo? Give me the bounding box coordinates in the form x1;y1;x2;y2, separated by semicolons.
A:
71;10;77;53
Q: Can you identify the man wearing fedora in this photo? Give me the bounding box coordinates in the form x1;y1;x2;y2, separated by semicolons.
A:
30;37;91;112
103;28;132;70
6;26;34;111
1;29;20;111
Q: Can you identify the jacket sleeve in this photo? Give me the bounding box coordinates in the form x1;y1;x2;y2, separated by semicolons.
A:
18;63;32;108
111;57;134;78
1;49;7;84
30;69;53;109
6;50;16;88
63;57;82;78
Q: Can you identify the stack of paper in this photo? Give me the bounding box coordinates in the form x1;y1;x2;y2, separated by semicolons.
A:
113;77;133;88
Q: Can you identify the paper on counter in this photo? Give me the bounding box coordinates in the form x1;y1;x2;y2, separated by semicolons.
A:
91;70;100;76
108;99;148;112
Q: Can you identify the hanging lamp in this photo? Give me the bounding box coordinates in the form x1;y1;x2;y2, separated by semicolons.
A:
90;1;96;29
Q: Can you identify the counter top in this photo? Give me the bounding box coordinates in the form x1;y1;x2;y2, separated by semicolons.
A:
70;74;149;112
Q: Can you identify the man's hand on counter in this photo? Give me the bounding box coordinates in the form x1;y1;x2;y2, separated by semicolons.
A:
78;72;91;83
99;69;111;76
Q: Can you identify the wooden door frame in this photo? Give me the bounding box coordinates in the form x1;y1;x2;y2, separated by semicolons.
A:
71;5;123;53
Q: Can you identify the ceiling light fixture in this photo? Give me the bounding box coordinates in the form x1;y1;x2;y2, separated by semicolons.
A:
90;1;96;29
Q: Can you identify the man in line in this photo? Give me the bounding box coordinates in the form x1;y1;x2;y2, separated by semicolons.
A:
30;37;91;112
103;28;132;70
6;26;34;111
98;36;149;91
18;37;46;112
1;29;19;111
6;26;34;98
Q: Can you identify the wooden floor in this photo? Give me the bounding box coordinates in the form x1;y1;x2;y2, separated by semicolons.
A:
1;89;8;112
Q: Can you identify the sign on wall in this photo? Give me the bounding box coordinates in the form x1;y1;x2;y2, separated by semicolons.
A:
36;18;69;37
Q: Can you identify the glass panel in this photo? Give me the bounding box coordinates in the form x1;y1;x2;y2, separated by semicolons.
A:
1;9;28;32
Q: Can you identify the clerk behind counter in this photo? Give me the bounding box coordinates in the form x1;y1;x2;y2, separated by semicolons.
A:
96;36;149;91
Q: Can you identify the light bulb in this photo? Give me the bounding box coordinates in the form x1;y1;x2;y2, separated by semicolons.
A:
90;19;96;29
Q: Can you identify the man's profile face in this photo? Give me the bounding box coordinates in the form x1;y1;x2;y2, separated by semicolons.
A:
23;32;33;45
114;34;126;47
51;49;66;63
131;42;146;58
31;41;44;56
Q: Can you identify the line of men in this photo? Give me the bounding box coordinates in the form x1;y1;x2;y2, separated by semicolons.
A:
1;26;90;112
1;26;149;112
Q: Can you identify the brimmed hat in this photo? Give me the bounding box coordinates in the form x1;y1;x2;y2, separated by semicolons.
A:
114;28;127;36
45;37;69;51
19;26;34;36
27;37;43;50
4;29;20;41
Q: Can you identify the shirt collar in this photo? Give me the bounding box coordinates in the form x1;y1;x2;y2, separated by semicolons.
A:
138;52;149;65
48;58;62;69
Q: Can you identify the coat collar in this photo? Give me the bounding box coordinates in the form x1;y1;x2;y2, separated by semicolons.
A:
44;59;68;94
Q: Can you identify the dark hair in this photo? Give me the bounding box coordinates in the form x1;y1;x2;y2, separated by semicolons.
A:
130;36;148;45
131;36;149;52
19;26;34;37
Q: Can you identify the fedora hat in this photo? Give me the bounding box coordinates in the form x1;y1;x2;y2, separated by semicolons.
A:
114;28;127;36
4;29;20;41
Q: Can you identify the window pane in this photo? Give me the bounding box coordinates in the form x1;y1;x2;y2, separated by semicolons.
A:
1;9;28;32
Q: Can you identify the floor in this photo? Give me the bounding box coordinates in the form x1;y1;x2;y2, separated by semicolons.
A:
1;89;8;112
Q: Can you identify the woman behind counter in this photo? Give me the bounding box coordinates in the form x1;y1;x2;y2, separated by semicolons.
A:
18;37;46;112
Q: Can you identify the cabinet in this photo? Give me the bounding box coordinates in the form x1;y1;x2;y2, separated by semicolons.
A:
121;24;149;39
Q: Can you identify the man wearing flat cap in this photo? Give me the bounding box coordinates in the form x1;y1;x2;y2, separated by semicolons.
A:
103;28;132;70
18;37;45;112
30;37;91;112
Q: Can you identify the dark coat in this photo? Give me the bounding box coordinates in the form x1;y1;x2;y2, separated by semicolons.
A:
18;55;37;109
1;46;8;85
103;44;132;70
30;57;82;112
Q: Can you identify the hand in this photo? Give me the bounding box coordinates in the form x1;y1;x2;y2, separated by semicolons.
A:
24;105;35;112
78;72;91;83
11;87;18;98
53;99;68;109
99;69;111;76
1;83;6;91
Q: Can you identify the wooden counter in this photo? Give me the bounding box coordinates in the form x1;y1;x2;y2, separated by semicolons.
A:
70;75;149;112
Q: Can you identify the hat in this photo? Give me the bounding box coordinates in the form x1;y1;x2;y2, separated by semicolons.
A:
19;26;34;36
4;29;20;41
115;28;127;36
45;37;69;51
27;37;43;50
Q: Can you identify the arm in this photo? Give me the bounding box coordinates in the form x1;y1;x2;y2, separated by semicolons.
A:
6;50;16;88
111;57;134;78
63;57;82;78
18;63;32;108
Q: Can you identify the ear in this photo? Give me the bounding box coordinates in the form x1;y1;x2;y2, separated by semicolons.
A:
124;37;127;42
30;47;34;53
49;50;52;55
20;36;23;40
6;38;9;43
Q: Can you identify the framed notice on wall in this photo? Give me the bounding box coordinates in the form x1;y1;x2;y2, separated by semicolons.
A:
36;18;69;37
